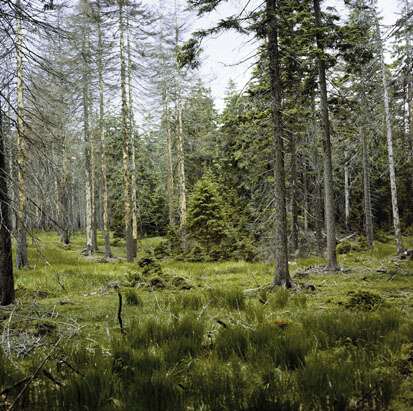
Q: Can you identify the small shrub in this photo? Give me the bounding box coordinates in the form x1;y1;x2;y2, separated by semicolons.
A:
137;251;163;277
125;290;141;306
345;290;386;311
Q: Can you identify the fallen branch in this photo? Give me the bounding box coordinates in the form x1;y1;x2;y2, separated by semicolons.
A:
7;335;64;411
117;291;125;334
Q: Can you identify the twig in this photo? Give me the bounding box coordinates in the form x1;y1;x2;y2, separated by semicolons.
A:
197;300;212;320
7;335;64;411
43;369;62;386
59;358;85;377
117;291;125;334
248;269;260;288
106;315;111;343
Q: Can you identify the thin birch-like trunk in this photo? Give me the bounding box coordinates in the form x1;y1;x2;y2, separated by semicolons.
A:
314;0;338;270
266;0;293;287
97;0;112;258
374;9;404;255
16;0;28;269
119;0;134;262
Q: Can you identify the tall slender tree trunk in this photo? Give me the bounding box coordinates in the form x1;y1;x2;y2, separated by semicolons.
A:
15;0;28;269
374;9;404;255
175;46;186;233
344;150;350;229
290;133;299;256
266;0;293;287
303;160;309;231
160;14;175;226
314;0;338;270
89;91;98;252
97;0;112;258
164;92;175;226
60;131;70;244
127;12;138;256
82;22;93;256
0;102;14;305
311;96;324;257
361;121;374;249
119;0;134;262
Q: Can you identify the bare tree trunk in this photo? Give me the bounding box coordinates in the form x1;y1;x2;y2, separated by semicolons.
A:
127;12;138;256
303;160;309;231
97;0;111;258
290;132;298;256
344;150;350;229
89;90;98;252
175;40;187;233
314;0;338;270
82;23;93;256
60;131;70;244
15;0;28;269
119;0;134;262
311;97;324;257
374;10;404;255
361;121;374;249
160;16;175;226
164;92;175;226
0;103;14;305
266;0;293;288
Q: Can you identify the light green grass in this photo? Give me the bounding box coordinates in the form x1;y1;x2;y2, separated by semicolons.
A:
2;230;413;410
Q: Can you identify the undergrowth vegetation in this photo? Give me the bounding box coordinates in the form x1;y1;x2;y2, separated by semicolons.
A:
1;231;413;409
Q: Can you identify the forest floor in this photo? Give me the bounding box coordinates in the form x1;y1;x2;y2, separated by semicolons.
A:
1;231;413;410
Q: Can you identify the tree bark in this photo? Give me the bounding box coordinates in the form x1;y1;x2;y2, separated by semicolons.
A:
175;32;187;234
119;0;134;262
0;103;14;305
374;10;404;255
311;96;324;257
266;0;293;287
344;149;350;229
89;90;98;252
361;120;374;249
15;0;28;269
313;0;338;270
82;14;93;256
97;0;112;258
290;132;298;256
127;11;138;256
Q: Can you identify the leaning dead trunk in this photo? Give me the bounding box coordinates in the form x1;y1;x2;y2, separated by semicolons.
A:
266;0;293;287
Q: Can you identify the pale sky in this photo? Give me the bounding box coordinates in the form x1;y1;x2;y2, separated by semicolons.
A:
195;0;401;111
